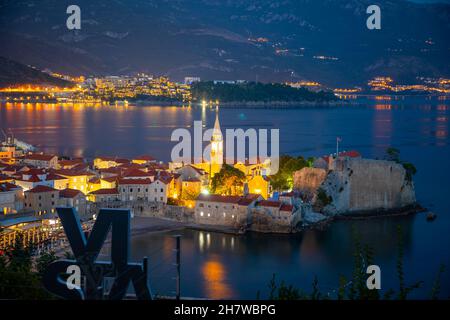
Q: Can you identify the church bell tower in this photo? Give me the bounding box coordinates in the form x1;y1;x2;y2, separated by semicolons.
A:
210;106;223;177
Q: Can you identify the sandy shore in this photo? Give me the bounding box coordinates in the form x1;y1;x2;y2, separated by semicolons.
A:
130;216;187;237
130;216;243;237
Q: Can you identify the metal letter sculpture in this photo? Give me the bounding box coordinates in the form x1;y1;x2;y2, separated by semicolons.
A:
43;207;152;300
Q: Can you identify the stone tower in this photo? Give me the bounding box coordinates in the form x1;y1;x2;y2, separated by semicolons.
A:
210;106;223;177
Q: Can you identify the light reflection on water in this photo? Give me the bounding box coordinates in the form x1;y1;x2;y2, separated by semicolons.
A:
201;255;234;299
1;97;450;298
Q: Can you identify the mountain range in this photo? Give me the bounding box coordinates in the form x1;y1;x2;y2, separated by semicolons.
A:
0;0;449;86
0;56;72;87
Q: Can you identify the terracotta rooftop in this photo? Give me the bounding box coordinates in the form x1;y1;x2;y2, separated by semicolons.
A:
186;165;207;175
244;193;261;200
54;169;95;177
118;178;153;185
237;198;255;206
3;165;28;172
22;168;46;175
259;200;281;208
26;185;58;193
25;174;42;182
134;155;156;161
0;182;21;192
89;177;101;184
89;188;119;195
118;163;146;170
280;204;294;212
95;156;116;161
99;167;122;175
59;188;82;198
155;176;172;185
24;154;56;161
59;159;84;166
122;168;153;178
115;158;130;164
323;150;361;162
71;163;90;171
101;176;118;183
196;194;242;204
46;173;67;181
0;174;11;181
95;156;130;164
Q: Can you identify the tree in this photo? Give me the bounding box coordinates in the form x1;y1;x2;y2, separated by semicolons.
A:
269;155;309;191
402;162;417;182
385;147;417;182
316;188;332;207
190;81;337;103
386;147;400;163
211;164;246;195
181;187;201;201
261;227;441;300
0;233;55;299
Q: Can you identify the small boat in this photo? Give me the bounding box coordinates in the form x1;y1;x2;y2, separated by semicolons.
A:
426;212;437;221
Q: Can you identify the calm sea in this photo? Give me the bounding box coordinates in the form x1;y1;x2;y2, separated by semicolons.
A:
1;96;449;299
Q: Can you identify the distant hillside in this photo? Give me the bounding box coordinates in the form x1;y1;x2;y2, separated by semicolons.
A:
0;1;449;86
0;56;73;88
191;81;337;102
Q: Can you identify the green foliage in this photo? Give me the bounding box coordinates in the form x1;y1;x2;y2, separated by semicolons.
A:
166;197;178;205
262;227;442;300
191;81;337;103
268;274;306;300
211;164;246;195
269;155;310;191
337;275;347;300
64;251;75;260
317;188;332;206
0;233;55;299
36;251;57;278
347;230;380;300
430;264;445;300
310;276;321;300
181;188;201;201
385;147;417;182
402;162;417;182
395;226;423;300
386;147;400;163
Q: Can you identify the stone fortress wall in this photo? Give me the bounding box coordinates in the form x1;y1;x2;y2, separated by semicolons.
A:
294;157;416;215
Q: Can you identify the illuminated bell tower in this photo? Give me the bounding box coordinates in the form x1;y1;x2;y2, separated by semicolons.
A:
210;106;223;177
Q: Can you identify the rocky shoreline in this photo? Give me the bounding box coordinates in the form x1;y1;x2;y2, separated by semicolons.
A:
334;203;426;220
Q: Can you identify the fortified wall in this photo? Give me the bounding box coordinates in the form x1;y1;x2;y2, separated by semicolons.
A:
294;158;416;215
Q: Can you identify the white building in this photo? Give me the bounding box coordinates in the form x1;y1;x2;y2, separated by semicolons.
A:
184;77;201;84
0;182;24;214
194;194;261;227
22;154;58;169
